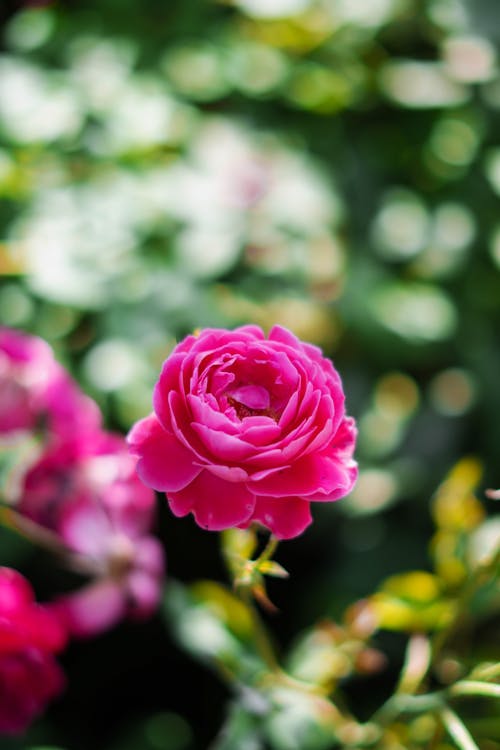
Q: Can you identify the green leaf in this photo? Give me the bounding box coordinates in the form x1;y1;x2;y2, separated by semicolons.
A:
264;687;337;750
190;580;254;639
258;561;289;579
210;702;265;750
163;579;266;684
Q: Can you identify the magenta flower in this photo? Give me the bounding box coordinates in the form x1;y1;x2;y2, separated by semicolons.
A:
0;327;100;440
0;567;66;735
18;433;165;637
128;325;357;539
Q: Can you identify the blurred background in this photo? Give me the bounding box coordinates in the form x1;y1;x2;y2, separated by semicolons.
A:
0;0;499;748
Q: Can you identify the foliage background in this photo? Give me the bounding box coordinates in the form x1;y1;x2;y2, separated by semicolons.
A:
0;0;499;748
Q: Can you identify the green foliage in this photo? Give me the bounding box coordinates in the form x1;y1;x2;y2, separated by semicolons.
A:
161;461;499;750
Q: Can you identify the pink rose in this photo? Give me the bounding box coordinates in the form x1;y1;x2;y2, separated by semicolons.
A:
18;432;165;637
0;567;67;734
0;327;100;440
128;325;357;539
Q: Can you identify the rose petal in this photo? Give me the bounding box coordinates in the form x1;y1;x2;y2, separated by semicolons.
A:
55;579;127;638
167;470;255;531
268;325;303;351
250;452;352;498
0;649;65;734
332;417;357;457
241;417;282;446
249;496;312;539
192;422;255;461
278;390;299;430
58;501;111;558
234;324;266;340
134;537;165;577
0;604;66;655
206;464;249;482
127;570;162;618
0;568;34;612
227;384;270;410
186;326;264;357
169;391;212;458
153;352;185;428
302;416;334;457
188;394;239;435
0;569;67;655
307;459;358;502
127;415;201;492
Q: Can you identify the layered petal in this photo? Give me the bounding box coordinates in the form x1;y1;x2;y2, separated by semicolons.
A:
0;326;101;441
168;470;256;530
129;325;357;537
250;451;352;498
59;500;112;559
0;569;66;655
0;567;66;734
249;496;312;539
268;324;303;351
307;458;358;502
127;415;201;492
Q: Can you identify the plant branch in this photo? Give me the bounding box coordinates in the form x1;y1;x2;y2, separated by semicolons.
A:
433;545;500;659
255;534;279;567
450;681;500;699
0;505;101;576
440;707;480;750
239;585;280;672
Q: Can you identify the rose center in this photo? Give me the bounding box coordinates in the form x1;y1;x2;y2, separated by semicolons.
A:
107;535;136;579
226;384;278;421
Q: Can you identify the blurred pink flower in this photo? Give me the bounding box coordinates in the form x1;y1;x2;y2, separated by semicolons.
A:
0;567;66;735
19;433;165;637
0;327;100;440
128;325;357;539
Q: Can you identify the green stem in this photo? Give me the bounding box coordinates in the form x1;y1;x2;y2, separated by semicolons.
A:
239;586;280;672
433;546;500;660
440;707;480;750
255;534;279;566
395;633;432;696
370;691;444;726
224;533;281;672
450;681;500;699
1;505;67;553
470;662;500;681
0;506;101;576
371;673;500;729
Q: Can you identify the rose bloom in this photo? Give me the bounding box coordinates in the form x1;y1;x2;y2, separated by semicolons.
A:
18;432;165;637
128;325;357;539
0;327;100;439
0;567;66;734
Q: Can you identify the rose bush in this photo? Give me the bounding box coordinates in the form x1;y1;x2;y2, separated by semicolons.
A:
0;567;66;734
0;327;100;441
18;432;165;637
128;325;357;539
